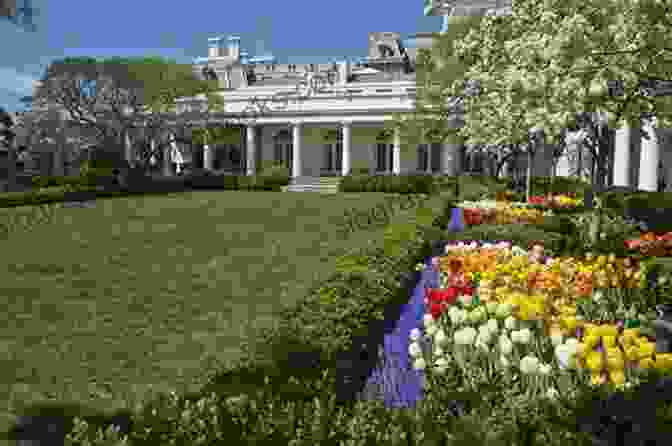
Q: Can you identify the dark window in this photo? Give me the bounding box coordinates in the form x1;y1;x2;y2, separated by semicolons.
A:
417;144;428;172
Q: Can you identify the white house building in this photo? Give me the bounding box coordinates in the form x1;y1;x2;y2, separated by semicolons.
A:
172;31;468;192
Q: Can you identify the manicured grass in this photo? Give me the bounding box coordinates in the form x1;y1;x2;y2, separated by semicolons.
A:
0;190;433;434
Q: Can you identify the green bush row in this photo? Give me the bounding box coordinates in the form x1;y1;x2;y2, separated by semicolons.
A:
339;173;449;194
0;171;291;208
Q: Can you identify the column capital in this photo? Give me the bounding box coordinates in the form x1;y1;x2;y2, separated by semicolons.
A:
291;120;304;127
340;119;352;127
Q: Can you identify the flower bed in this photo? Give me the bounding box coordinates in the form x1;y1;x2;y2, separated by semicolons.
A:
410;240;671;402
458;201;548;226
625;232;672;257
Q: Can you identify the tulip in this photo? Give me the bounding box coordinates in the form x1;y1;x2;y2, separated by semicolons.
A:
413;357;427;370
487;318;499;333
539;363;552;376
513;328;532;345
409;342;423;358
499;335;514;355
426;323;438;336
455;327;477;346
609;370;625;385
410;328;422;342
434;357;451;375
550;332;564;347
500;355;511;368
423;314;435;328
520;355;540;375
586;351;604;372
504;316;517;330
434;329;450;347
591;373;606;386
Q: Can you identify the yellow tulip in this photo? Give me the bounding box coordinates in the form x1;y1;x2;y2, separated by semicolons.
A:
655;353;672;370
640;358;654;369
609;370;626;385
624;346;640;361
602;335;617;349
638;342;656;359
586;351;604;372
584;334;600;350
600;325;619;337
622;328;640;339
606;350;624;370
591;373;606;386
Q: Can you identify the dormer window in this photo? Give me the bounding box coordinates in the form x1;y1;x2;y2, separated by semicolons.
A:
377;44;394;58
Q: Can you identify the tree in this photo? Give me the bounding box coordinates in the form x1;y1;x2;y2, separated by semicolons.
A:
30;56;228;175
399;0;672;207
0;107;18;191
1;0;38;31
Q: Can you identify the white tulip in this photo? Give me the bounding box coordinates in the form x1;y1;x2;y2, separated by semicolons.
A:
554;344;573;370
448;306;461;319
487;318;499;333
499;335;514;355
410;328;422;342
550;332;564;347
565;337;579;352
539;363;552;376
455;327;477;346
520;355;540;375
476;340;490;352
592;290;604;303
426;323;438;336
413;357;427;370
515;328;532;345
409;342;423;358
434;328;450;347
423;314;435;327
476;331;492;346
504;316;517;330
433;357;451;375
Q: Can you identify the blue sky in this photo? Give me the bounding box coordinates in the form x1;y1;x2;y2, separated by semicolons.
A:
0;0;442;112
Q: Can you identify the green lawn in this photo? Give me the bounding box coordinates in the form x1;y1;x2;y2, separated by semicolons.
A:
0;190;438;433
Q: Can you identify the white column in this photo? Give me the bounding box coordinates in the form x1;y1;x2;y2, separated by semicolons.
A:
555;143;572;178
499;160;510;178
203;143;214;171
246;125;256;176
639;115;659;192
163;137;172;176
124;130;133;166
441;143;460;176
426;144;432;174
612;126;631;187
392;127;401;174
341;121;351;176
292;121;303;178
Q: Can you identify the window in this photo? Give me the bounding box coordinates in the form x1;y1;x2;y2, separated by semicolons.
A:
417;144;428;172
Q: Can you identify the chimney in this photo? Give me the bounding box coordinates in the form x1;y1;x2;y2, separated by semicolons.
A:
208;37;222;58
228;36;240;61
338;59;350;86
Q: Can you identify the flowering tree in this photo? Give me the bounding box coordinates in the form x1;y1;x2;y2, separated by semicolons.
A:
400;0;672;206
31;56;227;173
